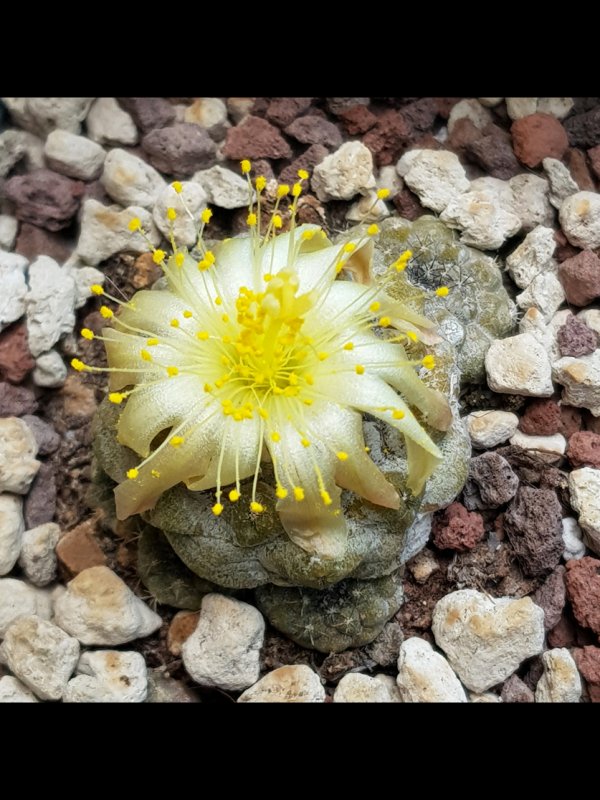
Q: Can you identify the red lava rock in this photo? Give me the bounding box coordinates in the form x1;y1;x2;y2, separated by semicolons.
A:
503;486;563;576
250;159;275;183
326;98;370;116
56;518;108;577
447;117;480;156
265;98;313;128
284;116;342;150
588;144;600;180
223;115;292;161
278;144;329;185
466;451;519;509
167;610;200;656
557;314;598;357
500;674;534;703
5;169;85;232
548;613;578;649
362;109;411;166
511;112;569;168
117;97;175;133
567;430;600;468
21;415;60;456
519;398;562;436
558;250;600;306
431;501;485;552
393;187;426;220
337;105;378;135
0;382;38;416
0;321;35;383
15;222;74;264
469;123;522;179
564;107;600;149
560;405;583;439
532;565;566;630
573;645;600;702
566;148;596;191
400;98;439;138
565;557;600;635
142;124;217;177
24;461;56;528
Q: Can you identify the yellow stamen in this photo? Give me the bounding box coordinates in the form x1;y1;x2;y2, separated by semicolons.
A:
128;217;141;232
436;286;449;297
170;435;184;447
241;159;251;174
108;392;124;404
126;468;139;480
212;503;224;516
166;366;179;377
201;208;213;224
336;451;349;461
90;284;104;295
293;487;305;501
172;181;183;193
153;249;166;265
355;364;365;375
80;328;94;340
422;355;436;370
250;501;264;513
167;207;177;221
229;489;240;502
276;486;288;499
100;306;113;319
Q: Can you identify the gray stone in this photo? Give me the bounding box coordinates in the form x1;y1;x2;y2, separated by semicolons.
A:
562;516;586;560
0;615;79;700
76;200;160;266
535;648;581;702
54;565;163;645
181;594;264;691
86;98;139;147
0;675;39;702
441;185;521;250
553;351;600;416
2;97;94;137
0;577;52;635
0;417;40;494
18;522;60;586
568;468;600;554
25;255;77;357
0;495;24;576
184;98;229;140
506;226;557;290
509;174;554;231
193;165;251;209
152;181;207;246
63;650;148;703
32;350;67;388
516;271;565;324
312;141;376;201
396;637;468;702
44;130;106;181
0;216;18;251
560;192;600;249
485;333;553;396
397;149;469;213
238;665;325;703
0;251;28;333
432;589;545;693
101;148;166;209
466;410;519;449
543;157;579;209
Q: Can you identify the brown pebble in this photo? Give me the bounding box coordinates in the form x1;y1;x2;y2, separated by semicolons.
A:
0;321;35;384
558;250;600;306
167;610;200;657
56;516;107;577
565;557;600;635
511;113;569;168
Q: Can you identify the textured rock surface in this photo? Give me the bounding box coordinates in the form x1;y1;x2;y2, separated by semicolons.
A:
0;577;51;635
511;113;569;168
560;192;600;249
0;615;79;700
5;169;84;231
553;351;600;416
222;115;292;160
397;149;469;213
565;557;600;635
0;252;28;333
466;452;519;509
562;516;586;560
0;416;39;494
86;98;138;146
0;675;39;703
25;255;76;357
503;486;563;576
181;594;264;691
567;432;600;468
535;648;581;702
466;410;519;448
558;250;600;307
54;565;162;645
0;494;24;576
396;637;467;702
486;333;553;397
64;650;148;703
532;566;566;630
312;141;375;201
568;469;600;554
557;316;598;358
101;149;166;209
18;522;60;586
509;430;566;461
44;130;106;181
76;200;160;266
431;589;545;692
193;165;252;209
333;672;401;702
238;665;325;703
501;673;534;703
152;181;207;246
432;502;485;551
142;124;217;176
505;226;556;290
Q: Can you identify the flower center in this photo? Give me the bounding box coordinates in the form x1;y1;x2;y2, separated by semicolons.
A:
218;269;316;411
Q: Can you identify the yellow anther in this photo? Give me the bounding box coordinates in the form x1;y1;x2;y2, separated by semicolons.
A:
175;253;185;267
355;364;365;375
80;328;94;340
166;366;179;377
343;342;354;351
221;314;229;323
197;331;209;340
247;212;257;226
108;392;124;404
205;251;215;265
392;409;405;420
201;208;213;224
367;223;380;236
128;217;142;232
198;259;209;271
297;169;309;180
406;331;418;342
172;181;183;193
369;301;381;312
140;349;152;361
422;355;436;370
301;438;310;448
292;182;302;197
276;486;288;499
343;242;356;253
215;297;222;306
321;490;332;506
255;176;267;192
203;383;213;393
335;261;345;273
241;159;252;174
272;214;283;229
166;207;177;221
229;489;241;502
293;487;305;501
90;284;104;295
302;398;313;406
153;249;166;265
250;501;264;514
212;502;224;516
271;432;281;443
169;435;184;447
301;230;314;241
170;319;180;328
258;408;269;419
151;470;161;478
318;351;329;361
436;286;449;297
336;451;349;461
183;310;193;319
99;306;113;319
277;184;290;198
379;316;391;327
376;188;391;200
126;468;139;479
146;338;159;346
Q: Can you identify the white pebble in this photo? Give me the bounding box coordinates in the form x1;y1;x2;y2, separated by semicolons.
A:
466;410;520;449
516;272;565;323
312;141;376;202
560;192;600;249
447;99;492;134
182;594;264;692
18;522;60;587
0;417;40;494
76;200;160;267
0;495;25;576
0;251;28;333
0;675;39;702
32;350;67;388
194;164;251;209
432;589;545;693
397;149;469;213
152;181;207;246
346;189;390;223
509;430;567;461
25;255;76;357
334;672;401;702
568;468;600;555
0;577;52;636
509;174;554;231
553;351;600;416
441;186;521;250
238;665;325;703
0;615;79;700
562;516;586;560
543;157;579;209
86;98;138;147
101;148;166;209
0;215;18;251
54;565;162;645
506;98;538;120
505;226;557;290
485;332;554;396
44;129;106;181
64;650;148;703
535;648;581;703
396;637;468;703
